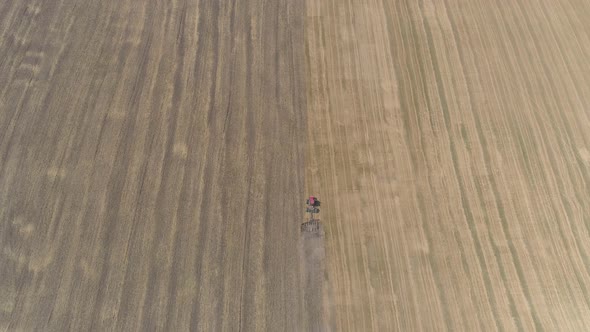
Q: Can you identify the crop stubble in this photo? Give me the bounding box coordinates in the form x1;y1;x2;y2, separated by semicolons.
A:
3;0;590;330
306;0;590;330
0;0;308;330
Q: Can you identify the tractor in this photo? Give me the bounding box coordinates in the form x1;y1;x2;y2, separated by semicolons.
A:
302;195;321;232
305;196;320;214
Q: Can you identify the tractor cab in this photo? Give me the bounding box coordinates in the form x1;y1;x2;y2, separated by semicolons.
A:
306;196;320;214
306;196;320;207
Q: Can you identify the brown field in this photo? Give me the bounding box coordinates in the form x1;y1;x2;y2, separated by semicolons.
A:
306;0;590;330
2;0;590;330
0;0;309;330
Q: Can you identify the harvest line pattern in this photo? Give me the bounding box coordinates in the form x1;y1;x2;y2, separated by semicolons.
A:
305;0;590;330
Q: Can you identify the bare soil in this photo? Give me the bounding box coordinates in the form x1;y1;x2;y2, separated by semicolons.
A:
0;0;308;330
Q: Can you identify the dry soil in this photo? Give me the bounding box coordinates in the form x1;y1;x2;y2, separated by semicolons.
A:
0;0;307;330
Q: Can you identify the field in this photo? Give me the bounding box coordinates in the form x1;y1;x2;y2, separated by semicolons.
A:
2;0;590;330
306;0;590;330
0;0;308;330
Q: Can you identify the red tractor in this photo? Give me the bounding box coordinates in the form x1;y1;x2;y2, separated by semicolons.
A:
302;196;321;232
306;196;320;214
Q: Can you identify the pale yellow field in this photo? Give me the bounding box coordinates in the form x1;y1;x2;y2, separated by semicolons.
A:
306;0;590;330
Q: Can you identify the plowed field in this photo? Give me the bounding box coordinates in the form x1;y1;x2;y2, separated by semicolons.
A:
0;0;307;330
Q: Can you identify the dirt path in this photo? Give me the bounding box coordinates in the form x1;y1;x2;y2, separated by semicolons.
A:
305;0;590;330
0;0;307;330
